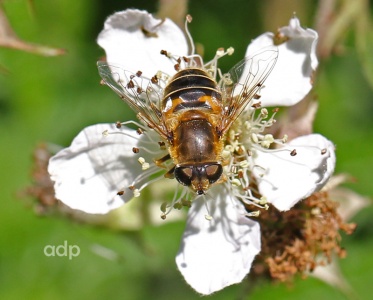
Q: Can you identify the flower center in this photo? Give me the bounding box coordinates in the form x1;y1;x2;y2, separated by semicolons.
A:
222;105;289;215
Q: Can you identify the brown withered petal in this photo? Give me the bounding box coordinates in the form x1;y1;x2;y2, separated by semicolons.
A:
249;191;356;282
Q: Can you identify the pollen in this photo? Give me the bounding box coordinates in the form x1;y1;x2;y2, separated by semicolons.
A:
205;214;213;221
246;211;260;217
222;149;231;159
239;160;250;168
282;134;288;143
133;189;141;198
231;179;241;186
261;134;274;148
227;47;234;55
137;157;150;170
251;133;259;144
260;108;268;118
216;48;225;57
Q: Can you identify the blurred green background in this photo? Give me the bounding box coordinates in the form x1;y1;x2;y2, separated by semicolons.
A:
0;0;372;299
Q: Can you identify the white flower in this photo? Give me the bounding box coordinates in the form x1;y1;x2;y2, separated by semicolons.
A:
48;9;335;295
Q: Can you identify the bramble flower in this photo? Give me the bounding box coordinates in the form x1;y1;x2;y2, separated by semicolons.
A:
48;9;336;295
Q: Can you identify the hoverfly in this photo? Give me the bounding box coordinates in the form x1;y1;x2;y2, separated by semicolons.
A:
97;47;278;195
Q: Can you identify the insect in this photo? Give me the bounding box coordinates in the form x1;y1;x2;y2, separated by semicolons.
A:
97;47;278;195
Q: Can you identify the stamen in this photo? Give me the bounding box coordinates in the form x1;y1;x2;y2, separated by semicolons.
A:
204;46;236;80
184;14;195;56
159;186;191;219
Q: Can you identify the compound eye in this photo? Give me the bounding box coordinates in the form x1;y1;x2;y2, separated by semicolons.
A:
205;164;223;184
174;166;193;186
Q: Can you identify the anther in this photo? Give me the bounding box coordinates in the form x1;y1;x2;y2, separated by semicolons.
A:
222;149;231;159
127;80;135;89
181;199;192;208
138;157;150;170
102;130;109;137
227;47;234;55
173;202;182;210
239;160;249;168
136;70;142;77
246;211;260;217
282;134;288;143
225;145;234;153
259;196;267;205
311;207;321;215
251;133;259;144
231;179;241;186
117;190;124;196
136;128;144;135
261;134;274;148
151;76;158;84
132;147;139;154
216;48;225;57
186;14;193;23
321;148;327;155
290;149;297;156
133;189;141;197
260;108;268;118
251;102;261;109
115;121;122;128
160;202;168;213
205;214;213;221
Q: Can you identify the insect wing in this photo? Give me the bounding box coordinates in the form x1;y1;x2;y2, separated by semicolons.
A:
97;62;168;138
219;47;278;133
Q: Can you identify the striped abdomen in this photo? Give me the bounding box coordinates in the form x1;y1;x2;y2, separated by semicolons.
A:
162;68;223;119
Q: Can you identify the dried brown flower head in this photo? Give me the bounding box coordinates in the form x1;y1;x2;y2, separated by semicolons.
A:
250;191;356;282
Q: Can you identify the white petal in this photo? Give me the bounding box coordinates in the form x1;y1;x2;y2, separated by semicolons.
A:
48;124;155;214
97;9;188;78
244;17;318;107
175;186;261;295
252;134;336;211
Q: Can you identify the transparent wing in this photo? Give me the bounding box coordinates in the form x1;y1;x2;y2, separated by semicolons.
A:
97;61;169;139
219;47;278;134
